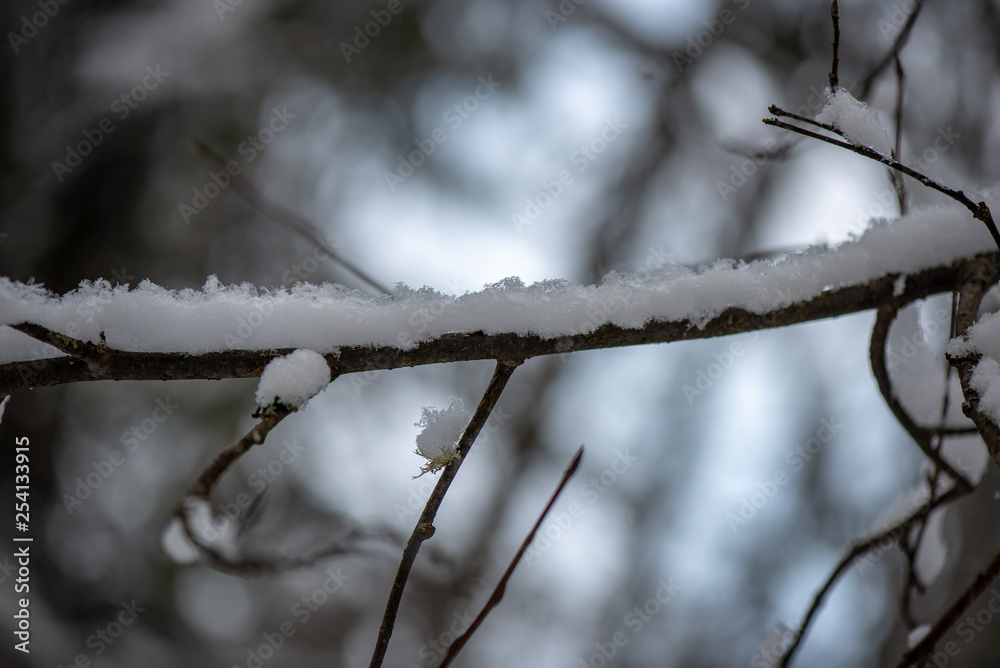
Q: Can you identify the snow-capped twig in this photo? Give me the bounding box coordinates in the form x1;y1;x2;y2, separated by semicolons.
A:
949;257;1000;467
368;359;521;668
10;321;112;374
761;116;1000;251
439;445;585;668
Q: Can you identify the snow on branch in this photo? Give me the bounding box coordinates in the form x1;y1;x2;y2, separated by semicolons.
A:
1;206;998;397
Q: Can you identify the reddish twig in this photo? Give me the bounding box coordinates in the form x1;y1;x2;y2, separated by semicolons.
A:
438;445;585;667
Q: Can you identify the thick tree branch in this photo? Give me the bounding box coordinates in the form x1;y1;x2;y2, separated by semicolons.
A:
3;253;995;396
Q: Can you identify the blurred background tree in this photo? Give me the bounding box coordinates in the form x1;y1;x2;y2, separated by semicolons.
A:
3;0;1000;666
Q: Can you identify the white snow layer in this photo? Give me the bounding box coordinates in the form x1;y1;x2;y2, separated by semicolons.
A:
816;87;892;156
255;349;331;408
414;397;470;463
0;205;997;366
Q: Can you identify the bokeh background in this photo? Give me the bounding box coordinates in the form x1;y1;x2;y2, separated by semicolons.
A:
3;0;1000;666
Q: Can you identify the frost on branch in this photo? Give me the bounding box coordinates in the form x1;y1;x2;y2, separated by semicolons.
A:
816;86;892;156
414;397;470;475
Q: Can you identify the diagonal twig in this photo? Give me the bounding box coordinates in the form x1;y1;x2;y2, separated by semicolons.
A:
779;483;969;667
897;545;1000;667
368;359;522;668
761;117;1000;251
439;445;585;667
191;137;392;296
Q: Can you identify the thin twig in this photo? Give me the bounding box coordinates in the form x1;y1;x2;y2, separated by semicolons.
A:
870;303;972;490
368;359;521;668
779;484;969;667
191;138;392;296
438;445;585;667
762;118;1000;250
768;105;840;137
828;1;840;90
891;55;908;215
897;546;1000;667
857;0;927;100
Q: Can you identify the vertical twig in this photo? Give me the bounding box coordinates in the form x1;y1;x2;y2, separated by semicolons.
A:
438;445;585;667
828;1;840;90
891;55;908;215
368;359;522;668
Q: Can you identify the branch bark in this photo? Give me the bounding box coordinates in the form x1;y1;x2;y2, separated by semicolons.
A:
3;253;995;396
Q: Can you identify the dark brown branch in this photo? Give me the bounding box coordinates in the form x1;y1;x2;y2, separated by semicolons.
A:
779;484;969;668
368;359;520;668
10;322;113;374
870;303;971;490
187;406;295;499
828;1;840;90
4;253;995;396
949;257;1000;467
439;445;584;667
762;118;1000;250
897;546;1000;667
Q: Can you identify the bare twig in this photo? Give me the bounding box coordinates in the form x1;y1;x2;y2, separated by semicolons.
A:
869;302;972;490
368;359;521;668
439;445;585;667
828;1;840;90
891;55;908;215
857;0;927;100
10;322;112;374
779;484;969;667
897;546;1000;667
191;138;392;296
761;118;1000;250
